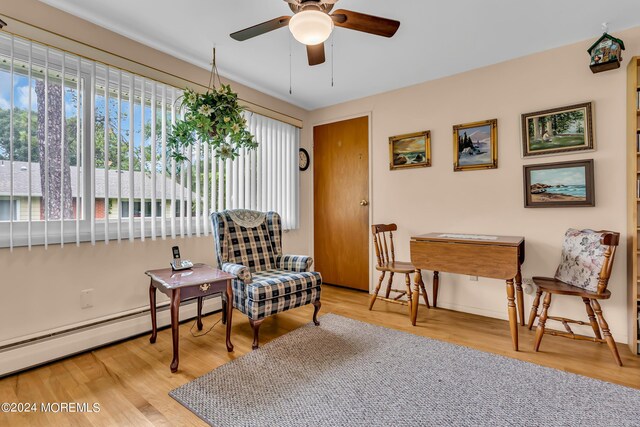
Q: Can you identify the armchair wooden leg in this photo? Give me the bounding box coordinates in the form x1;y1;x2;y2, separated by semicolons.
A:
416;270;430;309
527;289;542;330
249;318;264;350
385;272;395;298
582;297;602;341
404;274;413;318
312;300;321;326
369;271;386;310
591;299;622;367
534;292;551;352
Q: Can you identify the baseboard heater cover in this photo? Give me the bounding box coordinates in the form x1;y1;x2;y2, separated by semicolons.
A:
0;296;222;377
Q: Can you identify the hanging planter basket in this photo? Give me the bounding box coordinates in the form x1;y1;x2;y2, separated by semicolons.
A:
167;49;257;162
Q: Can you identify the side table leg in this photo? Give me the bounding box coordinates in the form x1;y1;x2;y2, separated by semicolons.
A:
149;281;157;344
197;297;204;331
506;279;519;351
225;280;234;352
221;292;227;325
170;289;181;373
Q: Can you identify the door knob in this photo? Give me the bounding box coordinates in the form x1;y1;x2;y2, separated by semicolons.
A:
360;199;369;206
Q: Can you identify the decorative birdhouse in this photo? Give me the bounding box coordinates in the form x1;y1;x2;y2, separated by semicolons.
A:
587;33;625;73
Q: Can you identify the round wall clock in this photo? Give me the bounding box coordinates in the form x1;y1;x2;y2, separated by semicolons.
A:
299;148;310;171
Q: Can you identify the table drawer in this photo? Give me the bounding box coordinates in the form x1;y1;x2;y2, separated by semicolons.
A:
180;280;228;301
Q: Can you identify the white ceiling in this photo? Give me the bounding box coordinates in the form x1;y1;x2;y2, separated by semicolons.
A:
40;0;640;110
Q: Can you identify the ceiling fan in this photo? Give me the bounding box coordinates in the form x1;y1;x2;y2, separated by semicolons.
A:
230;0;400;66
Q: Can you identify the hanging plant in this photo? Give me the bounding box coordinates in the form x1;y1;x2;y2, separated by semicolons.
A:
167;49;257;162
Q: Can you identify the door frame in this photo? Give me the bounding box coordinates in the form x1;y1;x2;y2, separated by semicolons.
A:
310;111;374;293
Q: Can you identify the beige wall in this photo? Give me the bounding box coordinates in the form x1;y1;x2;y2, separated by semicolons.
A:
305;27;640;344
0;0;310;344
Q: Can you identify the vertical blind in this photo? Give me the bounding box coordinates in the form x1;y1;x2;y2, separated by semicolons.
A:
0;32;300;249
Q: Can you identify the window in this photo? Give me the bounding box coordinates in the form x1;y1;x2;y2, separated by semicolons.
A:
120;200;169;218
0;32;300;249
0;199;18;221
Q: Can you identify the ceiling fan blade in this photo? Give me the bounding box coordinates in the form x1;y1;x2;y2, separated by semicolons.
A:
307;43;326;66
331;9;400;38
230;16;291;41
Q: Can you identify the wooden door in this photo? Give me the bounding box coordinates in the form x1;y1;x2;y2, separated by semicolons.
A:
314;116;369;291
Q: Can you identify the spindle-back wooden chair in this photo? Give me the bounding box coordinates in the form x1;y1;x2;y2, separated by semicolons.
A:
369;224;429;319
527;229;622;366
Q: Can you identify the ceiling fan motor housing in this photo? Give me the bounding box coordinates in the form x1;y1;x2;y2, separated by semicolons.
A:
288;0;336;14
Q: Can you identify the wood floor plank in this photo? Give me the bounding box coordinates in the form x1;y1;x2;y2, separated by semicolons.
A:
0;284;638;426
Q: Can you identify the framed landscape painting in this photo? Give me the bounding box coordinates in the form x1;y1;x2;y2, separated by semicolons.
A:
521;102;594;157
453;119;498;171
389;131;431;170
523;159;595;208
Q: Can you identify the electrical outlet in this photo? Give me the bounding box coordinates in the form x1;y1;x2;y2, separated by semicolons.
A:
523;283;534;295
523;278;534;295
80;289;94;309
469;276;478;281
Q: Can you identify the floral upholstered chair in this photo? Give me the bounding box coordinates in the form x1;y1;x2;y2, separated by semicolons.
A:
211;209;322;349
527;228;621;365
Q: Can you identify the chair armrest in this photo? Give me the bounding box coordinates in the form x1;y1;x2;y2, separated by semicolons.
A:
278;255;313;272
221;263;252;283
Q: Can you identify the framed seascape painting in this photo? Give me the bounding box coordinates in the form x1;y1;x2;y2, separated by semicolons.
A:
453;119;498;171
523;159;595;208
389;131;431;170
521;102;594;158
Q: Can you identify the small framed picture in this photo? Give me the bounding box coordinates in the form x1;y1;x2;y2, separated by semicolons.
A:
521;102;594;158
523;159;595;208
453;119;497;171
389;131;431;170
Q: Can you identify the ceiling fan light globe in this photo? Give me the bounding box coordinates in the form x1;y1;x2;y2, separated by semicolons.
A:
289;10;334;45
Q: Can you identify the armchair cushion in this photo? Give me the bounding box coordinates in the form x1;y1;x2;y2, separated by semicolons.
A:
228;221;276;271
277;254;313;272
554;228;607;292
221;262;252;283
247;270;322;302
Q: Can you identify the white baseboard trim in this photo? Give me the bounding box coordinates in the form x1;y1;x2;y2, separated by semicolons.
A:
0;296;222;377
414;299;629;345
432;300;508;321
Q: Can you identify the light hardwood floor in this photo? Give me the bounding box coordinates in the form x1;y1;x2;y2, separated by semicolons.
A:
1;285;639;426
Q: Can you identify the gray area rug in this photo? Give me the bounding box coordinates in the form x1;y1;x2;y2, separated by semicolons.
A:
170;313;640;427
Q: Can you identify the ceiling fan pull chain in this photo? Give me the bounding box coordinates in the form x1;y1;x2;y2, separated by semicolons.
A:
331;32;334;87
289;32;293;95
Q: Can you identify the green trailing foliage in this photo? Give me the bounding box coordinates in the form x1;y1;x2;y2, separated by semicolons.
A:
167;84;258;163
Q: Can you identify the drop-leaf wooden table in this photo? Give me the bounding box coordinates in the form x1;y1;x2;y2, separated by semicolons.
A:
410;233;525;351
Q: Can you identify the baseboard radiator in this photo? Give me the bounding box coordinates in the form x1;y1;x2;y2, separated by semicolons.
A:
0;296;222;377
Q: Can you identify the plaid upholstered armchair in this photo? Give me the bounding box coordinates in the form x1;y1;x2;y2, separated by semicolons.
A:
211;209;322;349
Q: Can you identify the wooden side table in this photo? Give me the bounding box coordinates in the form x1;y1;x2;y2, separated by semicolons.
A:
145;263;236;372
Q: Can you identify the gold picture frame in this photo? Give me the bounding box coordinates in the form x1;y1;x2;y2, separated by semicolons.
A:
453;119;498;171
389;131;431;170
